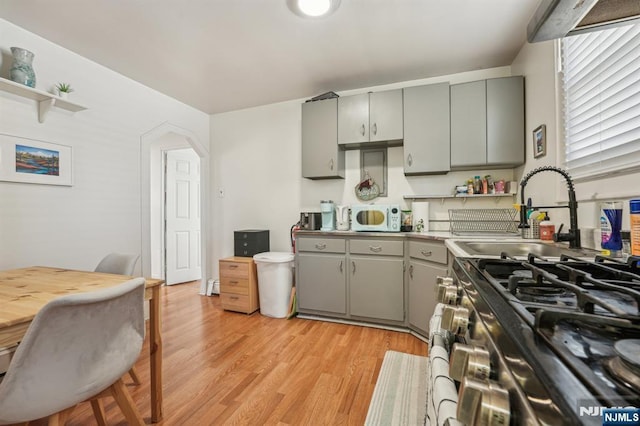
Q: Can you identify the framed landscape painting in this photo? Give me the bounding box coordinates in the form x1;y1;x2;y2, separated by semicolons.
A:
0;134;73;186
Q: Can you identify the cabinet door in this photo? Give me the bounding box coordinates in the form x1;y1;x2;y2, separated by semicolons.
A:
403;83;450;175
487;76;524;166
297;253;346;314
450;80;487;168
349;256;404;321
338;93;369;145
302;98;344;179
369;89;403;143
408;260;447;335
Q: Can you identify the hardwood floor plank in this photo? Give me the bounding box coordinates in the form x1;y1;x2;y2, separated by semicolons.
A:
28;281;426;425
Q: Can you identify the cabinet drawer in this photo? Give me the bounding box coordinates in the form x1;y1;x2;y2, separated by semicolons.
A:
409;240;448;264
220;261;250;278
297;237;345;253
220;277;249;295
349;239;403;256
221;293;249;311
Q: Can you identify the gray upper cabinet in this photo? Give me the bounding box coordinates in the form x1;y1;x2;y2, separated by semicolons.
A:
450;76;524;170
403;83;450;175
450;80;487;169
338;89;403;146
301;98;344;179
487;77;525;165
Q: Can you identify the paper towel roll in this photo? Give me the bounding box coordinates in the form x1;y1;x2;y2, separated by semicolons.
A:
412;201;429;232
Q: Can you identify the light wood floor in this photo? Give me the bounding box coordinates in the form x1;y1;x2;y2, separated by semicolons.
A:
34;281;427;425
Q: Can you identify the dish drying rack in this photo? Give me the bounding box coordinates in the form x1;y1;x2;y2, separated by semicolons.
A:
449;208;519;236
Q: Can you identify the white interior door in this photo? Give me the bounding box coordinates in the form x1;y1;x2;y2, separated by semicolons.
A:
165;148;201;285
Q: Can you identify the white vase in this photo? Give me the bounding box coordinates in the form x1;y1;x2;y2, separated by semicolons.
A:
57;91;69;99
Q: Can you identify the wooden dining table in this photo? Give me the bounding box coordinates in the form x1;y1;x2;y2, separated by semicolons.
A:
0;266;165;423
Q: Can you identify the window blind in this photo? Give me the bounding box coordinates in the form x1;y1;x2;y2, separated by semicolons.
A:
561;22;640;180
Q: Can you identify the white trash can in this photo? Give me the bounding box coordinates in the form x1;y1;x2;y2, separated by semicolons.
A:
253;252;295;318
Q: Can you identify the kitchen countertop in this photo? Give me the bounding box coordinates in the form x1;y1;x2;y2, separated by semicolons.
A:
295;229;590;259
294;229;456;241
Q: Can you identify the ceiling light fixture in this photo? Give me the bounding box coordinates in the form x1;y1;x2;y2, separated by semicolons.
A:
287;0;341;18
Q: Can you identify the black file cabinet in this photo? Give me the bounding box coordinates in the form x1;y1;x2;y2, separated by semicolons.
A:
234;229;270;257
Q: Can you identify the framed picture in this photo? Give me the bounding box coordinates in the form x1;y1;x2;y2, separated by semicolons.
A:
0;134;73;186
533;125;546;158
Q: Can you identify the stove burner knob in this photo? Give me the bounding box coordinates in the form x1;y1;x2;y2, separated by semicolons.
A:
450;343;491;382
441;305;469;336
457;377;511;426
436;276;454;285
437;283;459;305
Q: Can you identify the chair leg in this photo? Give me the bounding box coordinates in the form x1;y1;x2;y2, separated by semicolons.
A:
47;405;76;426
109;377;145;425
90;399;108;426
129;366;141;385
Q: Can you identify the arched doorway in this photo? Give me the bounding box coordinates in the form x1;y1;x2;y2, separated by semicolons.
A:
140;122;209;294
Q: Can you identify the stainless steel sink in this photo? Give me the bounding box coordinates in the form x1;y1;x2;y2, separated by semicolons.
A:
453;241;600;258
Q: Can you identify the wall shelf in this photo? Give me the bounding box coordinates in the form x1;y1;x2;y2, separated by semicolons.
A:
404;193;516;204
0;77;87;123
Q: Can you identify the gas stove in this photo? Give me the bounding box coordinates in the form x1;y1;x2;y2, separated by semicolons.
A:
439;253;640;425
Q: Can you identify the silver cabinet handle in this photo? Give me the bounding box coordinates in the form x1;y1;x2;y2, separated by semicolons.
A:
407;154;413;167
369;245;382;253
360;124;366;136
352;261;356;274
372;122;377;136
329;158;334;170
339;260;343;273
315;243;326;250
409;264;414;279
421;250;433;257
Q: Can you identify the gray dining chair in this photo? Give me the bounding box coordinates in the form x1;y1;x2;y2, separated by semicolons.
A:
95;252;140;276
0;278;146;425
94;252;143;385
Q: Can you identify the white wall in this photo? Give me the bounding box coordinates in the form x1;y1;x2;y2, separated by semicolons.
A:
0;19;210;273
512;40;640;248
209;67;523;278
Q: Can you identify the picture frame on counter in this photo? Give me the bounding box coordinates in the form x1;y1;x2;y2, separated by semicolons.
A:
0;133;73;186
533;124;546;159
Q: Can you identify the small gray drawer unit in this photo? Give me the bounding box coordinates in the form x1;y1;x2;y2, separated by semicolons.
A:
234;229;270;257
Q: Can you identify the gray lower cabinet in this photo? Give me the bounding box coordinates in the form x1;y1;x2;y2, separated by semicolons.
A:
296;235;404;323
450;76;524;169
301;98;344;179
408;240;448;336
297;252;346;314
350;256;404;322
403;83;450;175
296;237;347;315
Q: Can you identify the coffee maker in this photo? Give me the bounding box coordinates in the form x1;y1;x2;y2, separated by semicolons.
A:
320;200;335;231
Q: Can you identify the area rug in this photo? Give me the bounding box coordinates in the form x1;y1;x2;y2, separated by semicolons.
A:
365;350;427;426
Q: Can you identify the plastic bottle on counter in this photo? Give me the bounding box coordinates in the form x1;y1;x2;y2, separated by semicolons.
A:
601;201;623;258
631;199;640;256
539;212;555;241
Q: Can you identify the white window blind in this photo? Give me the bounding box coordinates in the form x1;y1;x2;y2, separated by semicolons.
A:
561;22;640;181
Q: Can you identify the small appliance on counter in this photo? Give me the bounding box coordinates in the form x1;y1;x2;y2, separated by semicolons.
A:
335;205;350;231
351;204;400;232
320;200;335;231
299;212;322;230
234;229;269;257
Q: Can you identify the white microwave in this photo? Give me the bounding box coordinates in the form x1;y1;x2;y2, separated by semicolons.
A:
351;204;401;232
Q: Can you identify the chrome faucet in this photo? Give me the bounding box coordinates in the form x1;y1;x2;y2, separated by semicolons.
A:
519;166;581;249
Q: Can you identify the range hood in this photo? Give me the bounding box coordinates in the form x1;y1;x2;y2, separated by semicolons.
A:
527;0;640;43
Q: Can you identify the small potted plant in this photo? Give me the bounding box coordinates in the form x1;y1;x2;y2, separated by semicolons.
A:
55;82;74;99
